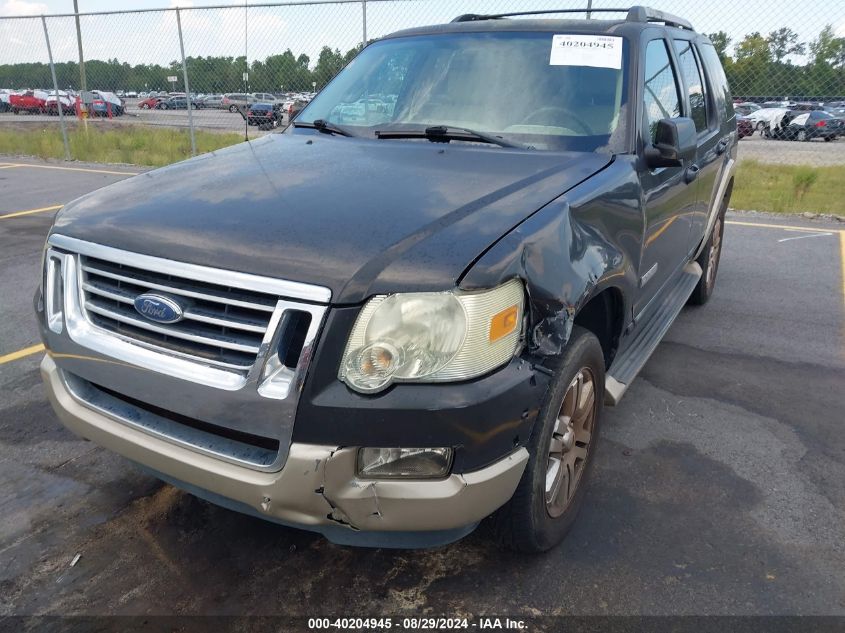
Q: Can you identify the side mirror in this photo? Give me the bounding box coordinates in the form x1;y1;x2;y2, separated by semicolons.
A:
644;117;697;168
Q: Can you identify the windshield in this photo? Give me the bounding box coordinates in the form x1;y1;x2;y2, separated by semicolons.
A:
297;32;630;152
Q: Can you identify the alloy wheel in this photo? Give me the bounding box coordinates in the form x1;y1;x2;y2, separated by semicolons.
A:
706;216;723;290
545;368;597;518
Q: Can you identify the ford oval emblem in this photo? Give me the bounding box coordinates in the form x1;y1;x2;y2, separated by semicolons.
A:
133;293;184;324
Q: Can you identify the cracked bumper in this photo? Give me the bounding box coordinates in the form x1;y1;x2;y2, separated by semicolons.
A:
42;355;529;547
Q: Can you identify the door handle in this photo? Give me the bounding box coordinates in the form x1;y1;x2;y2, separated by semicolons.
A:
716;139;729;155
684;164;700;184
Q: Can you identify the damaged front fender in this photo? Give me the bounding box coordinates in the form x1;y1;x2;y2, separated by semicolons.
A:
460;157;642;360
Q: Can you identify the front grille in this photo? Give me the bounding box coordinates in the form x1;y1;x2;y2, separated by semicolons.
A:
80;255;275;370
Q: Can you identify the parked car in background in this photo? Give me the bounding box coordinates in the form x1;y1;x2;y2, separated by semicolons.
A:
782;111;842;141
156;96;201;110
733;102;760;116
823;103;845;118
0;89;15;113
45;91;75;115
284;98;308;120
746;107;787;132
736;115;753;138
138;96;164;109
246;102;281;126
90;90;124;116
9;89;48;114
199;94;224;109
222;93;253;112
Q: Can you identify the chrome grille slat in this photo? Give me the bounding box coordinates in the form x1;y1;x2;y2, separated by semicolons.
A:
81;264;276;313
82;280;268;334
84;301;263;354
46;234;331;404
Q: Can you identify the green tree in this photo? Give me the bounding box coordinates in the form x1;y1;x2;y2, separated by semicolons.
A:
707;31;732;65
767;27;805;63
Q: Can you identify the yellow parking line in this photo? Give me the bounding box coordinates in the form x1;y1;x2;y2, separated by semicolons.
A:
0;204;63;220
4;162;139;176
0;344;44;365
727;220;845;234
840;232;845;315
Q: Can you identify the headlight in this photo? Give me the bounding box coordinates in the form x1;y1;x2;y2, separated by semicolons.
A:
339;279;524;393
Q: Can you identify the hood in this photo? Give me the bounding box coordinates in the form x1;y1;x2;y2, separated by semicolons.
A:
53;133;611;304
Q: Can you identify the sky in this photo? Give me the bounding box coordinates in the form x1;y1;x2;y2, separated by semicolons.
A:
1;0;844;69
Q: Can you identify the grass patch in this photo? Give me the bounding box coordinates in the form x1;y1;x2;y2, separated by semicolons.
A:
732;160;844;214
0;124;243;167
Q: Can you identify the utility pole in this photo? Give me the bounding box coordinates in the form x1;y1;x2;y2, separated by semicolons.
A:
73;0;86;91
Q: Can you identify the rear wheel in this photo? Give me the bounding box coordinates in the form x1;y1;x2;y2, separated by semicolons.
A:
229;104;238;113
689;202;726;306
797;129;807;142
492;326;604;552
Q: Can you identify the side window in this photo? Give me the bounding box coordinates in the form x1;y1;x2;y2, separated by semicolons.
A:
643;39;681;143
673;39;709;132
697;43;733;121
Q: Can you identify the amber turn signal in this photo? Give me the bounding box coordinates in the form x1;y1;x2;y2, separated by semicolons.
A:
489;305;519;342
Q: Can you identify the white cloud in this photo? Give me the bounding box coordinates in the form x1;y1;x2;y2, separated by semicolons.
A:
835;20;845;37
0;0;48;16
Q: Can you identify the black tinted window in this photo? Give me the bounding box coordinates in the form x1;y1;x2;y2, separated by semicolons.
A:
673;39;708;132
697;43;733;121
643;39;681;142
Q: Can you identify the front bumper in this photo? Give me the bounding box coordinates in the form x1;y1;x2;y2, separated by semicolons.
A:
42;354;529;547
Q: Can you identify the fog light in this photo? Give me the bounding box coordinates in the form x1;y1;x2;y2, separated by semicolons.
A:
357;447;453;479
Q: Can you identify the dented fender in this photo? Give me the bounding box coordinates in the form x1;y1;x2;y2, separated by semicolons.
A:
460;157;642;359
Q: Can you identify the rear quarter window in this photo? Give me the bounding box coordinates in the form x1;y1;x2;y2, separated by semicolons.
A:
697;43;733;122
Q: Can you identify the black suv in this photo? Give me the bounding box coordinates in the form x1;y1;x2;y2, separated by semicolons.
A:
36;6;736;551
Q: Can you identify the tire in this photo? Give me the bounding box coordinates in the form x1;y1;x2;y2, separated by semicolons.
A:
688;197;727;306
492;326;605;552
756;121;765;132
229;104;238;113
824;136;833;142
160;103;168;110
797;129;807;142
141;103;150;109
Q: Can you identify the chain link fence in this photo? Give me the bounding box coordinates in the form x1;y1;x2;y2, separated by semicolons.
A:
1;0;844;166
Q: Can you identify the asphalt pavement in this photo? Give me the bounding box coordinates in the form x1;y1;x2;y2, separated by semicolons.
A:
1;157;844;619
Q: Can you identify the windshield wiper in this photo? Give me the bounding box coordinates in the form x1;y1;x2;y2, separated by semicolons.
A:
375;125;528;149
293;119;355;137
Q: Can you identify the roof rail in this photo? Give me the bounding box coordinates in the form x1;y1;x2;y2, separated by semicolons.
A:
625;6;694;30
452;8;631;22
451;6;694;31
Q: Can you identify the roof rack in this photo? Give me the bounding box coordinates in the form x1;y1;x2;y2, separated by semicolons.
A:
451;5;694;31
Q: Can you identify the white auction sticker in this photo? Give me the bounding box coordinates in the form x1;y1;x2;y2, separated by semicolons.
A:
549;34;623;69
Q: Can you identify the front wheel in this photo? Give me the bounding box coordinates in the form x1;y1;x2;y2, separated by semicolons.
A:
492;326;605;552
229;104;238;113
796;129;807;142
